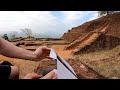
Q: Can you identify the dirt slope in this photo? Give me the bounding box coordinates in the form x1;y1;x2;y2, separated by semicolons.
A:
62;12;120;54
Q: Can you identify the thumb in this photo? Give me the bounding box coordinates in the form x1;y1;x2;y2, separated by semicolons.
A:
31;73;41;79
41;69;57;79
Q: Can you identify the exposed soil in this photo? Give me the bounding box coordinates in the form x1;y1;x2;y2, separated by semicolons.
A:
62;12;120;54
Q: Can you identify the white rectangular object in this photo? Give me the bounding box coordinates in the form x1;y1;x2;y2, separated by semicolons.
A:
49;48;78;79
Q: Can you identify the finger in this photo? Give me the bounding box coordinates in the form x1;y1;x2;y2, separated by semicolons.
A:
42;46;51;51
32;74;41;79
52;70;57;79
41;69;57;79
41;72;54;79
46;51;51;55
23;73;41;79
46;56;53;59
52;75;57;79
52;71;57;79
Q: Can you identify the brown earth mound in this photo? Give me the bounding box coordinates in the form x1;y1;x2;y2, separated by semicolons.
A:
61;12;120;54
73;34;120;55
66;59;107;79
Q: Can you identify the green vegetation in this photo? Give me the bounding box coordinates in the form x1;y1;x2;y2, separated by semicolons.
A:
2;34;9;41
98;11;119;16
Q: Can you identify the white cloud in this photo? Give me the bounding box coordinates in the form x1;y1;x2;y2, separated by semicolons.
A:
59;11;98;30
60;11;90;24
0;11;98;38
0;11;65;37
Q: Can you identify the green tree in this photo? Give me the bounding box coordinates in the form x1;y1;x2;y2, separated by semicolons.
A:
2;34;9;41
98;11;117;16
98;11;109;16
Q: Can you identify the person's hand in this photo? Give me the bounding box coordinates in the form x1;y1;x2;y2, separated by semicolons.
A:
41;69;57;79
23;69;57;79
34;46;51;61
23;73;41;79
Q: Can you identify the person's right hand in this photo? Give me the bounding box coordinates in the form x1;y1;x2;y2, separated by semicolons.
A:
23;73;41;79
41;69;57;79
23;69;57;79
33;46;51;61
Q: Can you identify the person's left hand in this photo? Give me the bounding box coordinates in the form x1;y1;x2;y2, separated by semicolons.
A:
33;46;51;61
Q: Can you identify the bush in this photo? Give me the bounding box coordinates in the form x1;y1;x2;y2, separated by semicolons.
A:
2;34;9;41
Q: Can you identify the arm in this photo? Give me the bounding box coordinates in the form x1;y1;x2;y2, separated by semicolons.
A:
0;37;50;61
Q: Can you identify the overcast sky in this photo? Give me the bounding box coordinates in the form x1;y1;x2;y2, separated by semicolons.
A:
0;11;98;38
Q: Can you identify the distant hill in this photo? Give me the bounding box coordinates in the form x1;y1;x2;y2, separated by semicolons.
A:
61;12;120;54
